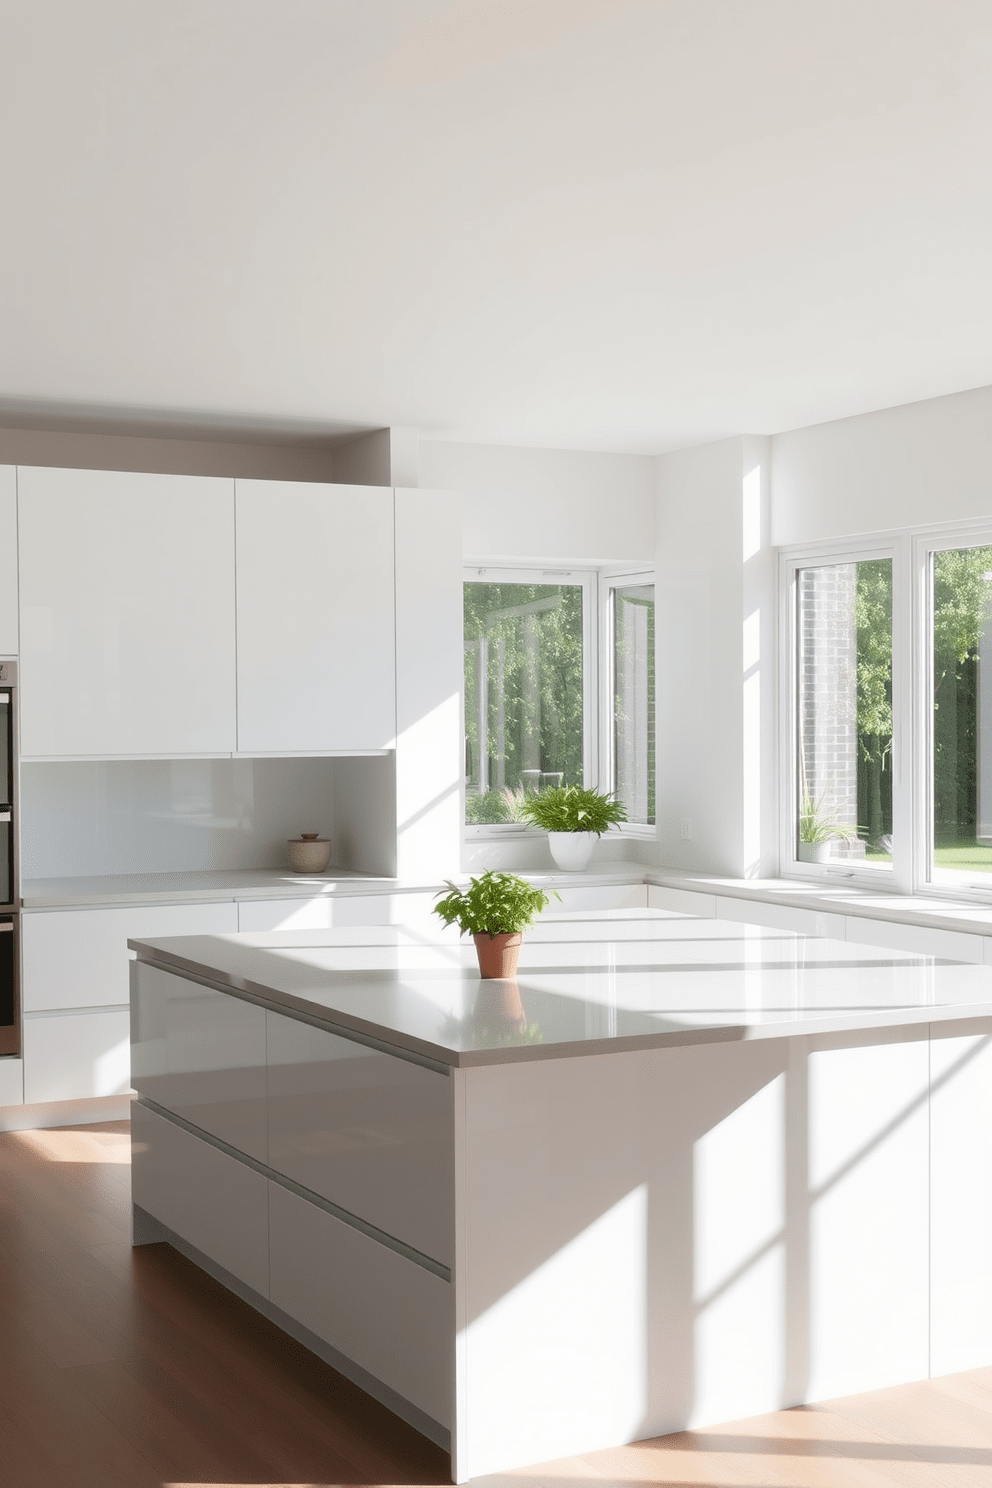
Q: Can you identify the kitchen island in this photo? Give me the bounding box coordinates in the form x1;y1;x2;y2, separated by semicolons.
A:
129;909;992;1480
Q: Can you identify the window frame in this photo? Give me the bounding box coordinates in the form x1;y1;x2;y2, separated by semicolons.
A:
779;535;910;889
462;562;657;840
600;566;657;838
462;564;598;838
914;521;992;898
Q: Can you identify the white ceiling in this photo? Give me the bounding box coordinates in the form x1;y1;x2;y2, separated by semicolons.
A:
3;0;992;455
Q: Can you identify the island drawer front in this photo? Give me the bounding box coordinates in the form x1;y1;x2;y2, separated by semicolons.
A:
268;1181;452;1429
266;1009;454;1267
130;962;268;1162
131;1101;269;1297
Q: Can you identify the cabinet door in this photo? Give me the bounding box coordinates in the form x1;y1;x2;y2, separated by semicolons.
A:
22;1006;131;1103
18;467;236;757
237;894;395;931
267;1010;453;1266
131;1101;269;1296
0;466;17;655
130;962;267;1162
235;481;395;753
268;1181;451;1428
22;901;239;1012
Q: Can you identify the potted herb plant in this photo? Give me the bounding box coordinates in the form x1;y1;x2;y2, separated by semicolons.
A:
433;869;557;978
798;787;861;863
520;785;627;871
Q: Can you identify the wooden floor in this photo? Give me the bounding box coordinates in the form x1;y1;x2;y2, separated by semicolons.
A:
4;1123;992;1488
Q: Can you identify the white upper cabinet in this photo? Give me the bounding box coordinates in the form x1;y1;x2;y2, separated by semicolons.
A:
18;468;237;758
0;466;18;655
235;481;395;753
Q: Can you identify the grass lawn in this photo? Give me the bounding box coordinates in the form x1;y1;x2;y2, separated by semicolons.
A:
933;840;992;873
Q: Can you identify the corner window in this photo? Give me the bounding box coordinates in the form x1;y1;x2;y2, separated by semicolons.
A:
463;566;655;833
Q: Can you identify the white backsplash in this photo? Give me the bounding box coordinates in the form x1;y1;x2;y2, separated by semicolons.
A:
21;757;339;878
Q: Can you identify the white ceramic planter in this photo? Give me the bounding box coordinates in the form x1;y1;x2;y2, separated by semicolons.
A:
797;840;833;864
547;831;598;872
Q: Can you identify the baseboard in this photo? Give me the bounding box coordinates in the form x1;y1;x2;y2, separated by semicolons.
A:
0;1092;134;1132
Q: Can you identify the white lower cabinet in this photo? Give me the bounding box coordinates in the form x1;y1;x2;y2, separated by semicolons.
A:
237;895;394;931
0;1056;24;1106
16;900;239;1109
268;1180;452;1429
236;893;439;932
131;1101;269;1296
266;1010;453;1265
553;883;648;911
23;1007;131;1104
130;962;267;1161
22;901;239;1012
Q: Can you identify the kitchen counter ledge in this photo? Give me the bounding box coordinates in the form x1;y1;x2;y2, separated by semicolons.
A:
128;908;992;1068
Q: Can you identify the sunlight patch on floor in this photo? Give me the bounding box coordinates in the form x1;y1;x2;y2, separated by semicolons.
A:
12;1125;131;1163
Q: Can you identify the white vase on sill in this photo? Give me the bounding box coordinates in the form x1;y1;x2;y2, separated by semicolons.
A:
548;831;597;872
798;840;833;864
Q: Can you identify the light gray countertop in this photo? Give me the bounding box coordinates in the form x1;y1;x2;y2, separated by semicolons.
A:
21;864;645;909
22;866;401;908
128;907;992;1067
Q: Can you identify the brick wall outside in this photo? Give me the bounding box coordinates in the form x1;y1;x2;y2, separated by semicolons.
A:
798;564;863;855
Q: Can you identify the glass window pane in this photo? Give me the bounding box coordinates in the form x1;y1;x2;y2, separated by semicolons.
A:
613;583;655;825
796;559;893;868
464;581;584;825
931;546;992;879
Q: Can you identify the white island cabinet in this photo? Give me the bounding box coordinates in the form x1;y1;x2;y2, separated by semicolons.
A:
234;480;395;754
18;467;237;758
129;911;992;1482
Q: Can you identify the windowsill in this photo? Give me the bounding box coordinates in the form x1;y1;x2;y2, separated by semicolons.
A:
646;869;992;941
464;825;657;840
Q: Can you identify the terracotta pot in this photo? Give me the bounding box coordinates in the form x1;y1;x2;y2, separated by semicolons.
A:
473;931;523;979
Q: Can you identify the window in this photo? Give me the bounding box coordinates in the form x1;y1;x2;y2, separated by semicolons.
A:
786;551;895;875
608;579;655;826
927;541;992;885
463;567;654;831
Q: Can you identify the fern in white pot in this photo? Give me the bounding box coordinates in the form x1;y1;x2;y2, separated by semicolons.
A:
520;786;627;872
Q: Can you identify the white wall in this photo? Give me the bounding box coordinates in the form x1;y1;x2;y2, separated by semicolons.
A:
394;487;463;882
421;439;655;562
655;436;776;878
772;384;992;547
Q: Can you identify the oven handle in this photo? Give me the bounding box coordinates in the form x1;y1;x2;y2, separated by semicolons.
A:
0;811;9;823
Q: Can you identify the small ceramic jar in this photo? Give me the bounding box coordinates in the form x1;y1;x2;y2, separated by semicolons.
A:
287;832;331;874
